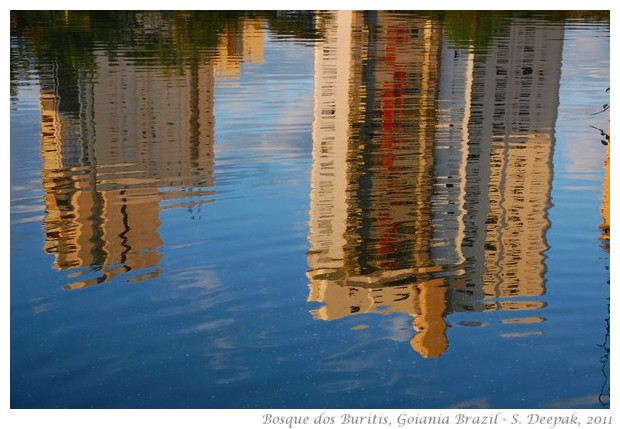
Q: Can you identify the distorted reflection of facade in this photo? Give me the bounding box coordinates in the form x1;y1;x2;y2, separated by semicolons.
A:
214;17;264;80
456;20;563;317
307;12;563;357
40;14;265;288
308;11;451;358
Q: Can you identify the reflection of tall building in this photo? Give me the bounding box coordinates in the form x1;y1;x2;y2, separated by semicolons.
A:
307;10;361;277
215;18;264;80
352;12;441;274
307;13;566;354
39;37;220;288
307;11;450;358
456;20;564;314
40;15;267;288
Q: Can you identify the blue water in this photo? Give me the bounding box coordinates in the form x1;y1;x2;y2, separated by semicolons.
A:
10;11;610;409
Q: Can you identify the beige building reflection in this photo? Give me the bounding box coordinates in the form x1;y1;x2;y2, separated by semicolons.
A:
307;12;563;357
457;20;563;317
40;14;264;288
308;11;450;358
214;18;264;80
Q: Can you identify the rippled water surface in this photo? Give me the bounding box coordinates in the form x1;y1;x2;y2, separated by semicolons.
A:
10;11;610;409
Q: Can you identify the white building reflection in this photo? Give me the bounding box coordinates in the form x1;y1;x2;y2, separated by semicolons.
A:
307;11;564;357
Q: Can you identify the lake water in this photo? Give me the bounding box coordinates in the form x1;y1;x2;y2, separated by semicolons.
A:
10;11;610;409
